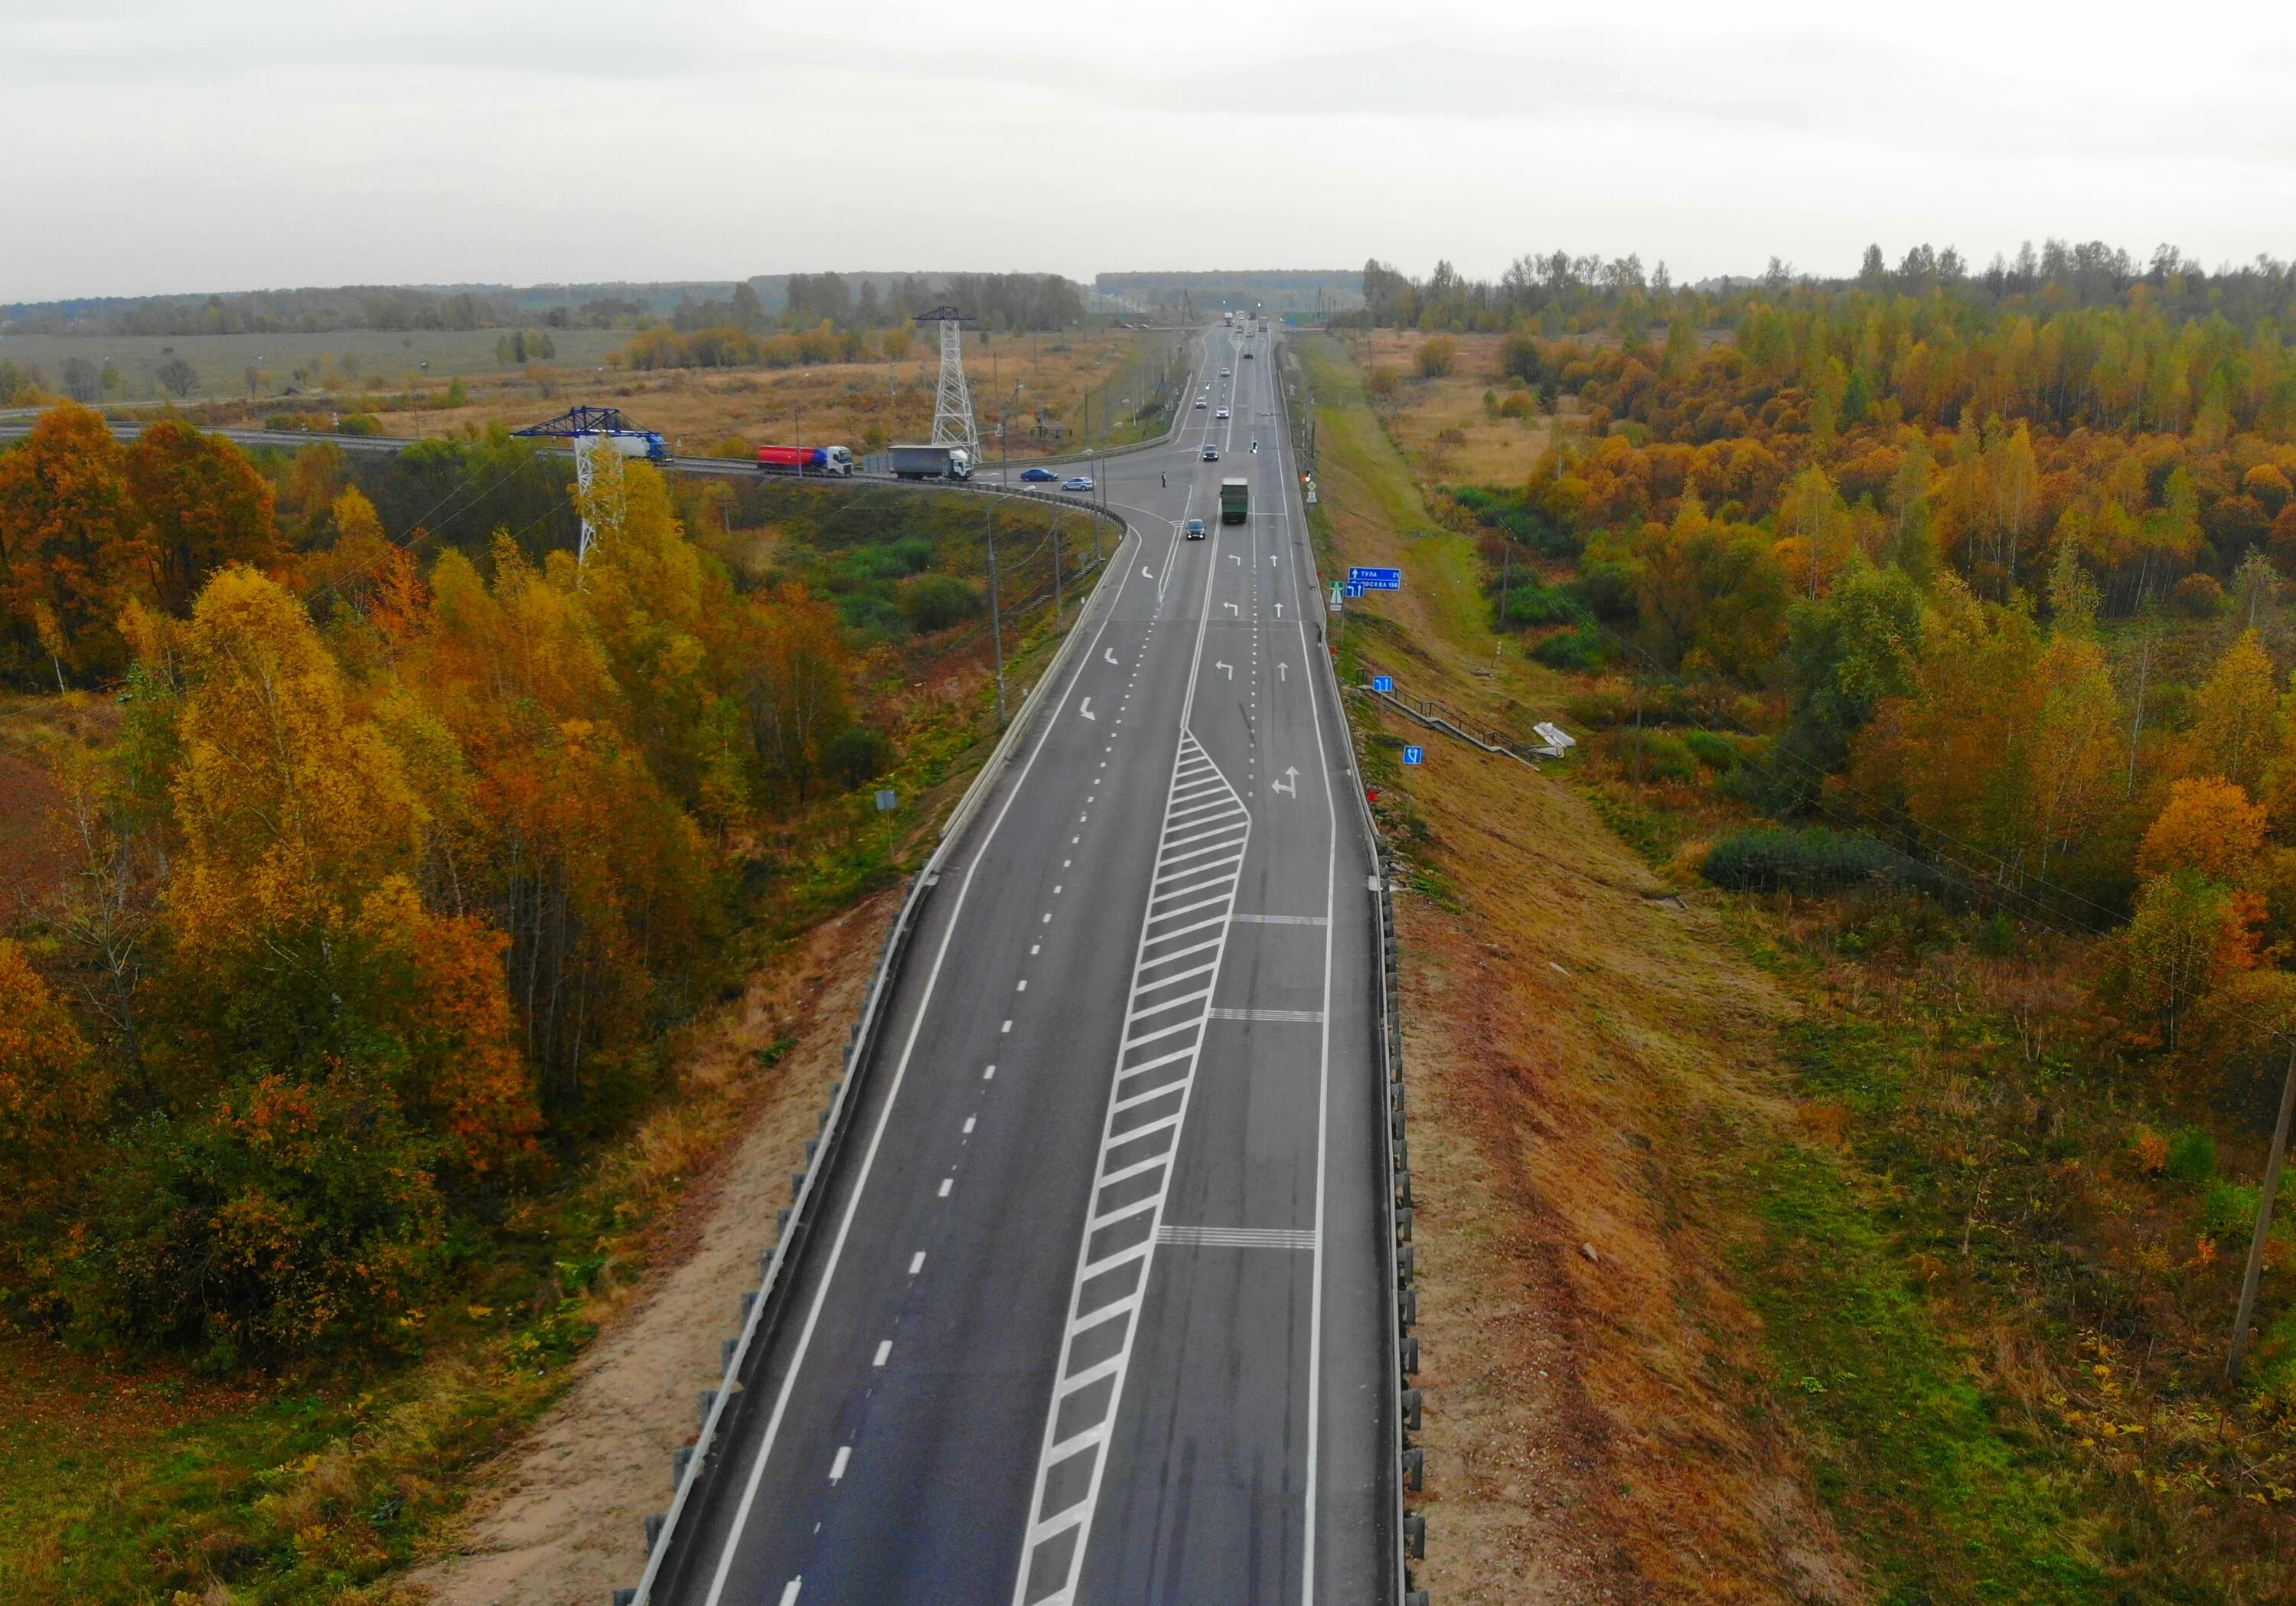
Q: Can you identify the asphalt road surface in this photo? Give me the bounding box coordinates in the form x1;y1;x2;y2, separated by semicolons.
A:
647;325;1394;1606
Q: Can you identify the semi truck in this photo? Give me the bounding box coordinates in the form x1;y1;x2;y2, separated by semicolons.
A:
756;444;854;476
890;443;974;481
1220;477;1250;524
585;429;670;462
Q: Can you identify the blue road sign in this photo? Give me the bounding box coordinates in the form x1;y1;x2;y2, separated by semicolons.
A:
1344;582;1365;599
1349;566;1403;591
1372;674;1394;693
1403;745;1425;765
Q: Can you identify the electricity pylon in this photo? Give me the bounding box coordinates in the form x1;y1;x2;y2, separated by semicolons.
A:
919;305;979;459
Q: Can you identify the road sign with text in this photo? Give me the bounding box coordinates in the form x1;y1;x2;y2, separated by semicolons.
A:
1349;566;1402;591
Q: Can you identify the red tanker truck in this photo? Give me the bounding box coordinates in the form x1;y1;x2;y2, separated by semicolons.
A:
756;444;855;476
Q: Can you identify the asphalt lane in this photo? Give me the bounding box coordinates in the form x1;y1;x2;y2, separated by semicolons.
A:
653;322;1390;1606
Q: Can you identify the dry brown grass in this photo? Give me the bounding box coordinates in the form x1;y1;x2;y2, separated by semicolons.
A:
358;329;1168;462
1340;328;1561;487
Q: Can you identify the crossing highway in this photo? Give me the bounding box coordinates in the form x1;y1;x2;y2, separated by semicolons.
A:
645;325;1397;1604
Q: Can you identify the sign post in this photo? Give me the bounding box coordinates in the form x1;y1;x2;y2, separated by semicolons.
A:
1348;566;1403;592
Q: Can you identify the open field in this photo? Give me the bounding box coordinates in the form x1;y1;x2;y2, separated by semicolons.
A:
4;325;1190;463
1333;328;1563;488
0;327;626;401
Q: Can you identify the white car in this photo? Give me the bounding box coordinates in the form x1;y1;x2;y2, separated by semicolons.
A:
1221;367;1231;377
1215;407;1230;419
1195;398;1208;409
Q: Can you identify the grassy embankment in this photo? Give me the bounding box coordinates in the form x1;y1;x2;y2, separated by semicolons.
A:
1295;331;2105;1603
0;481;1104;1606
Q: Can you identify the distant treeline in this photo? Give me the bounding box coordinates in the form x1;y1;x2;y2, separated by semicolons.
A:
1096;269;1365;314
7;272;1092;340
1346;243;2296;334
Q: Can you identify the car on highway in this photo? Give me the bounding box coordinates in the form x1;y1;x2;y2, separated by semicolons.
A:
1215;407;1230;419
1019;465;1058;481
1195;398;1208;409
1201;444;1219;461
1184;518;1207;540
1062;475;1094;491
1242;349;1254;358
1220;367;1231;377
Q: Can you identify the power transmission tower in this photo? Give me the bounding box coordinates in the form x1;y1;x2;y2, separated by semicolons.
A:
919;305;979;459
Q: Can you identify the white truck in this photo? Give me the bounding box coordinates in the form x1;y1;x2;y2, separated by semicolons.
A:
890;443;973;481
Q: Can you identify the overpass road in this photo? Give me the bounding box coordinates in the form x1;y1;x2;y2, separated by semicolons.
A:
646;325;1397;1606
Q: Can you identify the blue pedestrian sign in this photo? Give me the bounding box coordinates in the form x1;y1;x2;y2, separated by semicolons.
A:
1403;745;1425;765
1349;566;1403;591
1372;674;1394;693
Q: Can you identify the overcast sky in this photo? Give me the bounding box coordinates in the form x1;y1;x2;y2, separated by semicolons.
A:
4;0;2292;302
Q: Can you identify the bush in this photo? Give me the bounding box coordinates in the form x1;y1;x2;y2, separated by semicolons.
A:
1701;827;1953;899
825;726;895;790
2174;572;2226;617
1682;730;1739;769
1622;730;1698;782
900;572;982;633
2166;1126;2217;1187
1417;336;1457;378
1533;623;1609;671
2204;1179;2261;1242
1499;579;1586;628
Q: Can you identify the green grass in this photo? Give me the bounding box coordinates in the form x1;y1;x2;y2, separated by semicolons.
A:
1741;1131;2105;1604
1293;336;1493;655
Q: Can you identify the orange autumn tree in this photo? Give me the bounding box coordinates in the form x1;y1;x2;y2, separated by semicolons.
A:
67;566;539;1359
125;416;283;615
0;399;152;684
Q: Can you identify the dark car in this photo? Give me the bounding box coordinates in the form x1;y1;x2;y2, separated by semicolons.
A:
1184;518;1207;540
1201;444;1219;461
1019;466;1058;481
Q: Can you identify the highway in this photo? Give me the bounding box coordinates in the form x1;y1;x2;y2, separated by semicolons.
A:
645;326;1397;1605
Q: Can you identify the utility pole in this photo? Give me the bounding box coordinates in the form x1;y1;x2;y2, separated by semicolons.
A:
1052;509;1063;626
2229;1038;2296;1382
985;504;1006;727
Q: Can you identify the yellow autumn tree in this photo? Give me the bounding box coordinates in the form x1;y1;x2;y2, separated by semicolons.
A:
2138;776;2268;886
168;564;424;958
2187;629;2281;792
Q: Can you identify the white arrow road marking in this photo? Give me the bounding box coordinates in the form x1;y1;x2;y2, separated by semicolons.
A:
1231;554;1242;565
1215;661;1232;679
1225;602;1239;615
1080;697;1097;721
1142;566;1154;578
1104;648;1118;664
1274;604;1284;618
1273;765;1299;796
1278;663;1288;681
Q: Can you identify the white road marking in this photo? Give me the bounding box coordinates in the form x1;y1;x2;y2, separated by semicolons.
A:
1002;1020;1012;1033
1010;514;1246;1604
938;1177;953;1198
964;1115;977;1134
1155;1224;1317;1249
695;514;1152;1606
1208;1007;1324;1022
1080;697;1096;721
1016;979;1028;992
873;1340;892;1367
983;1064;996;1080
828;1447;850;1484
909;1252;926;1275
778;1580;802;1606
1232;913;1329;925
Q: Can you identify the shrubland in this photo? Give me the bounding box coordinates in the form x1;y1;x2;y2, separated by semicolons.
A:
0;400;1084;1600
1313;241;2296;1599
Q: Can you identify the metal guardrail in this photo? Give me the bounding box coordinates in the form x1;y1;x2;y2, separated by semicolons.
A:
1353;673;1553;769
613;478;1141;1606
1282;374;1430;1606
